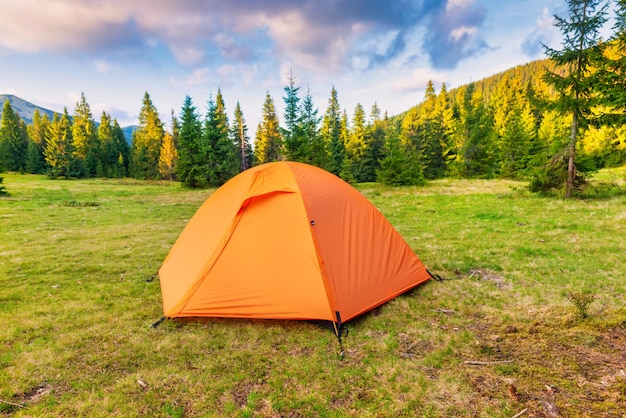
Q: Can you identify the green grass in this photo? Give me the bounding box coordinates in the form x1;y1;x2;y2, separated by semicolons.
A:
1;170;625;417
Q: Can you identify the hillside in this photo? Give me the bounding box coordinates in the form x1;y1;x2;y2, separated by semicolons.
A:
0;94;56;125
0;94;135;143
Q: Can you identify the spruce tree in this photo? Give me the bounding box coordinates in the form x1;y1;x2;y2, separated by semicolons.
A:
204;89;239;186
158;131;178;180
44;110;79;179
131;92;164;179
72;92;98;177
321;87;343;175
176;95;203;187
542;0;609;197
342;103;367;182
458;84;497;178
26;109;49;173
301;86;323;167
231;101;253;172
112;120;130;177
282;72;307;162
25;141;45;174
0;100;29;172
361;103;385;182
254;92;283;164
377;122;425;186
594;0;626;125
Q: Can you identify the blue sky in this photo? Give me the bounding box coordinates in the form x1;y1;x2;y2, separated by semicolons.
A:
0;0;578;132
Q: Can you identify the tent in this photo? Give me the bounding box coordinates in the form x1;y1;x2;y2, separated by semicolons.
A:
157;162;431;334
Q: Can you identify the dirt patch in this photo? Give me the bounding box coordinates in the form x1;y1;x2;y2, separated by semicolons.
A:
463;318;626;417
0;383;52;414
231;381;255;408
469;268;511;290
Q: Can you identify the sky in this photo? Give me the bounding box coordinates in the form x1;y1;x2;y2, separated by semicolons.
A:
0;0;593;134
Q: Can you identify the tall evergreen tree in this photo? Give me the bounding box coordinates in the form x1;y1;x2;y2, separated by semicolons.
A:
594;0;626;126
44;110;79;179
0;100;29;172
158;131;178;180
204;89;239;186
321;86;343;175
111;119;130;177
176;95;203;187
231;101;253;172
457;83;497;177
542;0;609;197
282;72;308;162
301;86;324;167
377;121;425;186
342;103;367;182
131;92;164;179
72;92;99;177
26;109;49;174
254;92;283;164
361;103;385;182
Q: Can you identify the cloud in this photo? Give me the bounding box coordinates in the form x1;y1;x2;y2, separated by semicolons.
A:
522;7;557;57
393;68;445;93
422;0;490;69
94;59;113;74
0;0;491;74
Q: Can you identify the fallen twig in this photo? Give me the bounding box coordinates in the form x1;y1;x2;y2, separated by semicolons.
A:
463;360;514;365
0;399;26;408
433;308;457;315
511;408;528;418
417;317;448;331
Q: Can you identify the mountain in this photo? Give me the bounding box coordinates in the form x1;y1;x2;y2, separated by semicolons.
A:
0;94;56;125
0;94;135;143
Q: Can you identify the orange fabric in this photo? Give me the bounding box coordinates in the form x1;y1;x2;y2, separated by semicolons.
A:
158;162;431;323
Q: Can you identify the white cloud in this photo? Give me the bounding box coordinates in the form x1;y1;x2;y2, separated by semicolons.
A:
94;59;112;74
393;68;445;93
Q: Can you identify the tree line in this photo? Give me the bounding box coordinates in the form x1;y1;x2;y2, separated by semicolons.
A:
1;0;625;195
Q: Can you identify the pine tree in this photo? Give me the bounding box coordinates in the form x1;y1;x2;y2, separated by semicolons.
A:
44;110;79;179
26;109;49;173
542;0;609;197
377;121;425;186
342;103;367;182
231;101;253;171
158;131;178;180
321;87;343;175
72;92;99;177
176;95;203;187
594;0;626;125
25;140;45;174
0;100;29;172
131;92;164;179
361;103;385;182
254;92;283;164
457;84;497;178
112;120;130;177
301;86;324;167
282;72;308;162
204;89;239;186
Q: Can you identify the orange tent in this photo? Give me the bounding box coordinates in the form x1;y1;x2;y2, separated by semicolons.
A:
158;162;431;333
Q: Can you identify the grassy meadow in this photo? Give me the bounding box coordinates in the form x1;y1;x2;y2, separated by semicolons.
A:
1;168;625;417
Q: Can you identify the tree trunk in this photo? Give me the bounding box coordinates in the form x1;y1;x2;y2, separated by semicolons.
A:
566;112;577;198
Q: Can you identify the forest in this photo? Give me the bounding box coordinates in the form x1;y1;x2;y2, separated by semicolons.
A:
0;0;625;196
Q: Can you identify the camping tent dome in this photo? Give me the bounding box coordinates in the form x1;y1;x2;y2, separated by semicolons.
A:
158;162;431;331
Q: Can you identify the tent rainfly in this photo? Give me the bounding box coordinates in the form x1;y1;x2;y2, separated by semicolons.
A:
157;162;432;335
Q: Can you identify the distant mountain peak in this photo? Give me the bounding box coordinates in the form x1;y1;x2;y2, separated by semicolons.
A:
0;94;57;125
